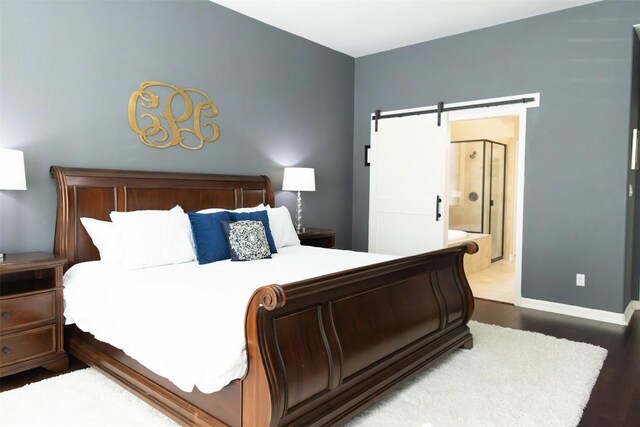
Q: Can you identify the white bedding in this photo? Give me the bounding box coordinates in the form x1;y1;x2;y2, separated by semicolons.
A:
63;246;395;393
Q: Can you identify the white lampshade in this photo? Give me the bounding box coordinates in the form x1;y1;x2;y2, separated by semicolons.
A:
0;148;27;190
282;167;315;192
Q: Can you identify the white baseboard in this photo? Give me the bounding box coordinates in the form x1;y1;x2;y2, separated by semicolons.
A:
626;300;640;324
519;298;637;326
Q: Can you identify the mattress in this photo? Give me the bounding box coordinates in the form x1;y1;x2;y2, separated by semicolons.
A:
63;245;395;393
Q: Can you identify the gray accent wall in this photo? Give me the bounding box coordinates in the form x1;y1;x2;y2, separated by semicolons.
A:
352;1;640;313
0;0;354;252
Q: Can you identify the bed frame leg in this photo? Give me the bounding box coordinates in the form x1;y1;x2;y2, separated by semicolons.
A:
462;339;474;350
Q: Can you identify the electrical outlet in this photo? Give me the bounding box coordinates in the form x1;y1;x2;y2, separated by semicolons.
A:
576;274;585;287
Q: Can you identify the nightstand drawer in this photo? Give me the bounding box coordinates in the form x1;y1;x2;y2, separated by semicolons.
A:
0;325;56;366
0;291;55;331
301;235;335;248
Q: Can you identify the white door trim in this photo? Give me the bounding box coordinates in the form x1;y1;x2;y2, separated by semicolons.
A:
447;93;540;306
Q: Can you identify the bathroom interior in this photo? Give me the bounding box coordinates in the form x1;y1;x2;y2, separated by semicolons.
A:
448;116;519;303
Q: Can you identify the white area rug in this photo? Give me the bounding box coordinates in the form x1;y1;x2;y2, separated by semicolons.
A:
0;321;607;427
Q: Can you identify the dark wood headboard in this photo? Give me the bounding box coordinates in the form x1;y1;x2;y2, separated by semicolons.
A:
50;166;275;268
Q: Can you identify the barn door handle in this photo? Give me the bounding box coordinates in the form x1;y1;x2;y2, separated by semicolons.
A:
436;195;442;221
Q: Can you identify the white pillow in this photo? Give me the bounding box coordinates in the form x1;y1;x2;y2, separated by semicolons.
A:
197;207;225;214
79;217;120;263
266;206;300;248
198;204;265;214
234;203;265;213
109;206;196;269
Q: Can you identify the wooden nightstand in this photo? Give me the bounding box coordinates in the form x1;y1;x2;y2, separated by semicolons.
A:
298;228;336;248
0;252;68;377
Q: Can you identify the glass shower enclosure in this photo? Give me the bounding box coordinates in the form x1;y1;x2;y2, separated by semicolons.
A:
449;139;506;261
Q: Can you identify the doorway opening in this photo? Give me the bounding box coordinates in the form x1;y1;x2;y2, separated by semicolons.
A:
368;93;539;306
448;116;519;303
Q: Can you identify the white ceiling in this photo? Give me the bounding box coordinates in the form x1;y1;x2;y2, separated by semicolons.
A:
211;0;602;57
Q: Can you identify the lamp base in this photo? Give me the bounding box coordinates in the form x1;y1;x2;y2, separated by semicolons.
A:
295;190;304;233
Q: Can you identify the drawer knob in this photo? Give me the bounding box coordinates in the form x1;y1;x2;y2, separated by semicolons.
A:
2;347;11;355
1;311;9;320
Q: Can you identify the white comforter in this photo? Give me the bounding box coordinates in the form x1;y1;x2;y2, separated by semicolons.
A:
63;246;394;393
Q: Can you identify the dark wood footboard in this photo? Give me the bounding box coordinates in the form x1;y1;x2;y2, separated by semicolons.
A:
244;242;477;426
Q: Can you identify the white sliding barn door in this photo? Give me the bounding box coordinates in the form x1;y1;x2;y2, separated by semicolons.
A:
369;113;448;256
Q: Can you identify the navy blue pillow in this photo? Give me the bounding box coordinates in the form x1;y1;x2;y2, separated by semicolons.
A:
187;211;231;264
228;210;277;254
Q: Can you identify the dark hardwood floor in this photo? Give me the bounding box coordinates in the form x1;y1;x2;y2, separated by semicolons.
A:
1;298;638;426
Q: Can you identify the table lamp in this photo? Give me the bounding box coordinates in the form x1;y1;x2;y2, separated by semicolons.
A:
282;167;315;233
0;148;27;260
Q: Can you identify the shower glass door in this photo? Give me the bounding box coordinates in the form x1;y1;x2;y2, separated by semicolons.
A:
489;143;506;261
449;139;506;262
449;140;484;233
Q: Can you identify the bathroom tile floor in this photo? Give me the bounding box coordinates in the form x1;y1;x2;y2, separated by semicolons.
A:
467;258;515;303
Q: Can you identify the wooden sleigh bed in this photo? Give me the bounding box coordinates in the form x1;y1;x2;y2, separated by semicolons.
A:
51;166;477;427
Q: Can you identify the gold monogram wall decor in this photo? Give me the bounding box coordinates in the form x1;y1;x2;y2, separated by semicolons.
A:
128;81;220;150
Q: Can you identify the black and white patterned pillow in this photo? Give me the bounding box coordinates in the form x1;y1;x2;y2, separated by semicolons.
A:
222;220;272;261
